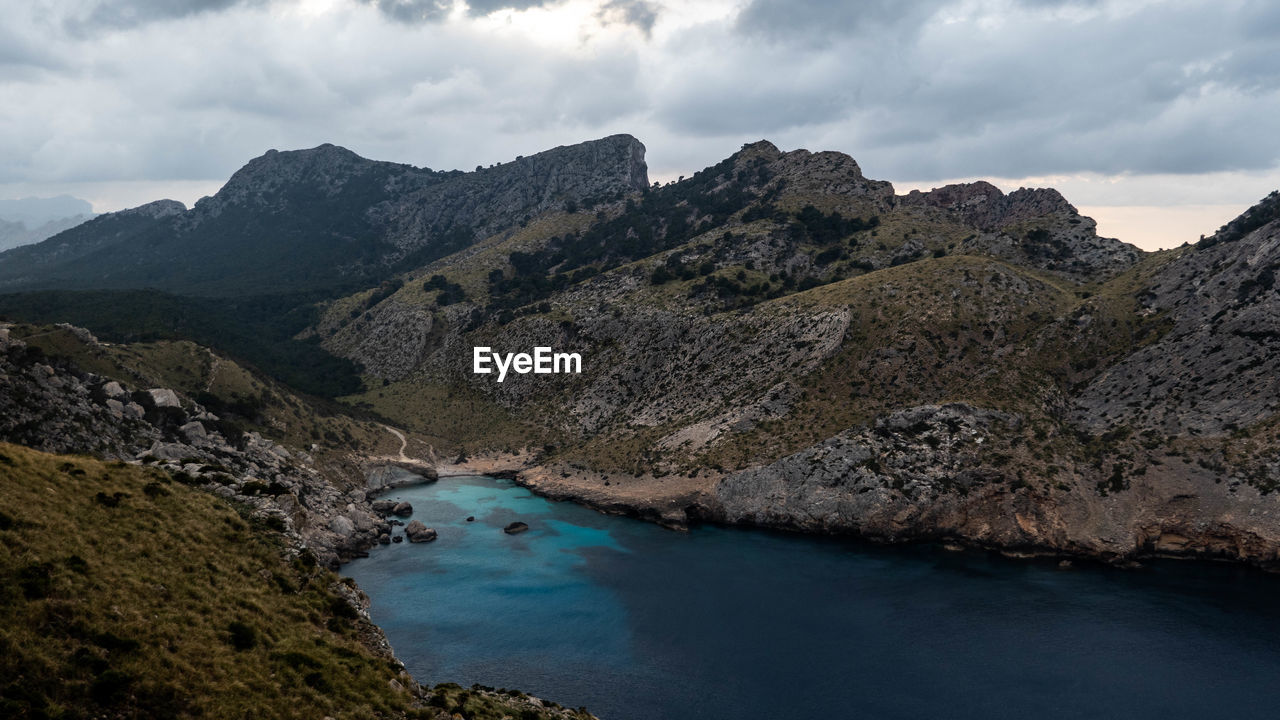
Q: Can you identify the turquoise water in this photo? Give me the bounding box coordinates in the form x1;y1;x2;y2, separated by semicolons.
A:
346;476;1280;720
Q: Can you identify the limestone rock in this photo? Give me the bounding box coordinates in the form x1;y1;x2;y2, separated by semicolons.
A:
329;515;355;537
179;421;207;443
148;388;181;408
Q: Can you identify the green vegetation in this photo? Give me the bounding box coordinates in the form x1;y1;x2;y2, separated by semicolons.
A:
0;290;364;398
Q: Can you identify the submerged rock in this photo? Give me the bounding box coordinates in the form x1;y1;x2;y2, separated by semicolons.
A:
503;521;529;535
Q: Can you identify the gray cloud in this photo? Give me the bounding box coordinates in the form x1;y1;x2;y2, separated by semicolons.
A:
653;0;1280;180
360;0;555;23
597;0;659;36
735;0;950;42
72;0;259;30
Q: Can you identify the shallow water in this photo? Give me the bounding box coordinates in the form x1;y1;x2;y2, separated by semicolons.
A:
346;476;1280;720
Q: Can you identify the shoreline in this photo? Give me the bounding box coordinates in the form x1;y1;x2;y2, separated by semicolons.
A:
385;456;1280;575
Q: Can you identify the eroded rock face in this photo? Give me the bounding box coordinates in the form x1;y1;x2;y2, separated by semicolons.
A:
714;403;1023;535
1076;214;1280;435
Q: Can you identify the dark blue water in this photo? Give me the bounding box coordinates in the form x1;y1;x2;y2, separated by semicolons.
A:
346;476;1280;720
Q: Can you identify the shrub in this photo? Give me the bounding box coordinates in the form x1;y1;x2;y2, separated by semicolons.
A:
227;621;257;651
89;670;134;705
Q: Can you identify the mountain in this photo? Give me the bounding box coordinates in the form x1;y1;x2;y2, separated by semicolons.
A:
0;194;95;251
298;139;1280;569
0;137;647;297
4;135;1280;569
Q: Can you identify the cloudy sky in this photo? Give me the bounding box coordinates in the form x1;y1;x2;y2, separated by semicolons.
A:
2;0;1278;249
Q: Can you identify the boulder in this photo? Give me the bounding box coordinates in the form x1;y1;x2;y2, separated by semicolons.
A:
179;421;207;443
466;516;475;522
392;501;413;517
147;442;193;462
391;535;403;544
148;388;181;408
329;515;355;537
123;402;146;420
378;533;391;545
371;500;397;514
503;521;530;535
102;381;126;398
404;520;437;543
105;398;124;417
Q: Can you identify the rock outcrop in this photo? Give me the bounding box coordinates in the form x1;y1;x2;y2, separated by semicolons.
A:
404;520;438;543
903;181;1142;279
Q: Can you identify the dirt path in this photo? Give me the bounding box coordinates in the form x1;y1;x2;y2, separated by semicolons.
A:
382;424;409;462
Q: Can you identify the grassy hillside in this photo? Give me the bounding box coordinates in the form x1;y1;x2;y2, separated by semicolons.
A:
0;443;415;718
0;443;595;719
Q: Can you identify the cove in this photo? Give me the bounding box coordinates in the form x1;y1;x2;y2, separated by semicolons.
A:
345;476;1280;720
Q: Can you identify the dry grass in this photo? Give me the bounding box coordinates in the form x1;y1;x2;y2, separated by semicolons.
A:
0;442;415;719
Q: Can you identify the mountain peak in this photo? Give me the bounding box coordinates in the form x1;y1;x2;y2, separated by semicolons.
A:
902;181;1076;232
192;143;416;220
510;134;649;193
116;199;186;220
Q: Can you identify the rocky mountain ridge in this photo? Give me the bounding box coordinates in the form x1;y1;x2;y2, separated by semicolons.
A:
0;135;648;296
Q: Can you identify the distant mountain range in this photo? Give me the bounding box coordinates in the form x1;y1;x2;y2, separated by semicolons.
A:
0;194;95;251
4;135;1280;569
